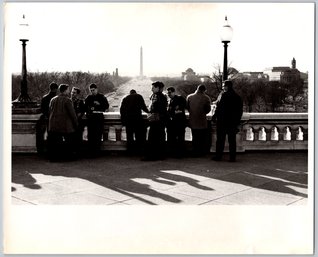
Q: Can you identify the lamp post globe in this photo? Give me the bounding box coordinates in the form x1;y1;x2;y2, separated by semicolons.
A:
220;16;233;81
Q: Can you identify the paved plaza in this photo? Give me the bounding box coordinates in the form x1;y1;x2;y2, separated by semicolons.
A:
11;151;308;205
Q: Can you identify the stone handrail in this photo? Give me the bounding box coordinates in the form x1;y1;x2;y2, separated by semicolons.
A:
12;111;308;153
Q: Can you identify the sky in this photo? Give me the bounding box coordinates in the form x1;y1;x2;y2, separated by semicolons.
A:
3;2;315;77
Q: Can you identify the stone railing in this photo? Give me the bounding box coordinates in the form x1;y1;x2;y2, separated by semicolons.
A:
213;112;308;152
12;110;308;153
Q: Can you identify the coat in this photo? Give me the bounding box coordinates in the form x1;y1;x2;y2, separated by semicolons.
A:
48;94;78;133
213;89;243;129
120;92;148;125
149;92;168;124
186;90;211;129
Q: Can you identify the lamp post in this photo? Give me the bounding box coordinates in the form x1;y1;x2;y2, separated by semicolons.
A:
13;14;37;107
220;16;233;81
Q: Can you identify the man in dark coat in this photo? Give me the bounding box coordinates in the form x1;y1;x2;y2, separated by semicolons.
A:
37;82;58;154
212;80;243;162
120;89;149;155
85;83;109;156
166;86;187;157
71;87;86;151
48;84;78;161
142;81;168;161
41;82;58;118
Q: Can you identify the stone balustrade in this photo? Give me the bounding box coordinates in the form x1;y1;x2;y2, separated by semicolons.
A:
12;110;308;153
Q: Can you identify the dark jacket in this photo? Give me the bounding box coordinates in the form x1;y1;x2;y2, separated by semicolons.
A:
149;92;168;123
168;95;187;124
213;89;243;128
48;94;78;133
41;91;57;118
72;98;85;119
120;92;149;125
85;93;109;116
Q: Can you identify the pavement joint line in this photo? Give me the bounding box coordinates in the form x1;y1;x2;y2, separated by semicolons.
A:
12;196;36;205
198;187;255;205
287;198;307;205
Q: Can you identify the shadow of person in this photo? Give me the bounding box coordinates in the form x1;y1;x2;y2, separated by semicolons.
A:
12;155;182;204
93;174;182;204
152;170;214;191
12;170;42;190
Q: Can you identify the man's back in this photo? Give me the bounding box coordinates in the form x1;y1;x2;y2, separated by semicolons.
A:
49;95;78;133
41;92;56;118
187;91;211;129
215;90;243;126
120;93;147;119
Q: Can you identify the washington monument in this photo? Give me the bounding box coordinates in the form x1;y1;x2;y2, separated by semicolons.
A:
140;46;143;78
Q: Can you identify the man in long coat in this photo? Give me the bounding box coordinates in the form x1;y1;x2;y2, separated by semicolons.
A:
48;84;78;161
186;84;211;157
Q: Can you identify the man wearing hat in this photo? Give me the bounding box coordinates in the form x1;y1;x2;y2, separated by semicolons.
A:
48;84;78;161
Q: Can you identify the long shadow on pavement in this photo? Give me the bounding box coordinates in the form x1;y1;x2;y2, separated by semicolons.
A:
12;154;214;204
11;152;308;204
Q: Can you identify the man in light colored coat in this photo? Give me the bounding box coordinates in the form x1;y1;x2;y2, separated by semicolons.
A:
186;84;211;157
48;84;78;161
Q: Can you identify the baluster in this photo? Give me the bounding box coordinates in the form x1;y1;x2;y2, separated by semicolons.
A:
271;127;279;141
258;127;266;141
296;127;304;141
284;127;291;141
246;127;254;141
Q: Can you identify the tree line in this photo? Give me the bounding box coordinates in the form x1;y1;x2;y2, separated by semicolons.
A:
12;71;130;102
151;75;306;112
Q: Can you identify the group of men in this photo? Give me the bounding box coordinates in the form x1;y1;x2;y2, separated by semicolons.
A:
120;79;243;162
40;79;243;162
41;83;109;161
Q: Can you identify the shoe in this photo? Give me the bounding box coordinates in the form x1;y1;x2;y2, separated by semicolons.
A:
211;157;221;161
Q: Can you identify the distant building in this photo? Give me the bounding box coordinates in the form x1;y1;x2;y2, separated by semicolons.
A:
112;68;119;77
263;66;290;81
239;72;268;81
263;58;301;82
199;75;211;82
182;68;200;81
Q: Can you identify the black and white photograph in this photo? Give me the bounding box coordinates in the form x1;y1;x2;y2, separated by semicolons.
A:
2;1;315;254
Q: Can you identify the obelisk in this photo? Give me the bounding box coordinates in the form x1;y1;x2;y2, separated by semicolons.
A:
140;46;143;78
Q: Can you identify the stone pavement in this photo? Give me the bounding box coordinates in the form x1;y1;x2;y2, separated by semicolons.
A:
11;152;308;205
